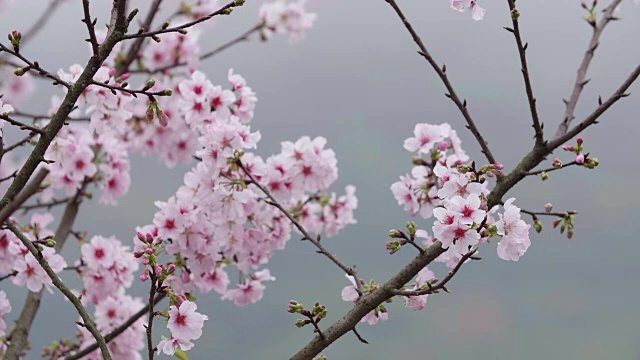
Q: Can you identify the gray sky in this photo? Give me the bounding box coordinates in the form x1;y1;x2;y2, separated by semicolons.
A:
1;0;640;359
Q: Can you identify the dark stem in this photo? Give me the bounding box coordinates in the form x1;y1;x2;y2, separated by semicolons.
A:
506;0;543;144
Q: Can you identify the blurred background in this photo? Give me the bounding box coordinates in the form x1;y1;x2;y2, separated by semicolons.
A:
1;0;640;359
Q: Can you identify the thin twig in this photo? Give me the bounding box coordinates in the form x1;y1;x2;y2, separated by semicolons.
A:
0;114;45;134
82;0;100;57
5;220;112;360
506;0;543;144
146;272;158;360
526;160;579;176
548;62;640;150
236;159;366;296
0;43;71;88
553;0;624;141
392;248;476;297
120;1;241;40
383;0;497;164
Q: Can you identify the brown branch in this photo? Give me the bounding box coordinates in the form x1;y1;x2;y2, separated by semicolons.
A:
0;114;45;134
89;79;170;99
553;0;624;141
383;0;497;164
120;1;242;41
0;43;71;88
548;61;640;149
146;272;158;360
82;0;100;57
0;270;17;282
63;294;166;360
526;160;579;176
505;0;543;144
20;197;71;214
4;181;87;359
0;0;130;221
5;220;112;360
0;168;48;225
236;159;365;296
290;241;448;359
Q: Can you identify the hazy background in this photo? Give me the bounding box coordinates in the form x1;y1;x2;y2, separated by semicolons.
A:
1;0;640;359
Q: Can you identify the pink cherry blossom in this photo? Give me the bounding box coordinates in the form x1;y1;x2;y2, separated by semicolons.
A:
0;290;10;337
496;198;531;261
167;300;209;342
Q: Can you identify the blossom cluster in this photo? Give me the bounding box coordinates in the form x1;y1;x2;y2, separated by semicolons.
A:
259;0;318;44
136;69;357;318
0;214;67;293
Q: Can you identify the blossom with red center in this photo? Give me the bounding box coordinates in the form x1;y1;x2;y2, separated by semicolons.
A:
167;300;208;342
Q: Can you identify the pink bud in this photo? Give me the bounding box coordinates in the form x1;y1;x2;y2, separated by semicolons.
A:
154;264;162;275
486;172;494;178
180;271;190;283
576;137;583;145
137;232;146;242
145;247;154;254
146;233;154;243
134;250;144;258
117;73;131;82
438;141;448;151
155;237;163;244
168;263;176;273
562;145;574;151
140;269;150;282
108;68;116;77
142;258;149;266
575;153;585;164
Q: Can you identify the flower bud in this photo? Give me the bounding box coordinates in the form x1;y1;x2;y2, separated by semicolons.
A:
575;153;585;164
406;221;416;236
544;203;553;213
167;263;176;273
385;240;402;254
540;171;548;181
137;231;147;243
388;229;404;239
534;220;543;233
584;157;599;169
295;319;308;328
44;239;56;248
576;137;583;145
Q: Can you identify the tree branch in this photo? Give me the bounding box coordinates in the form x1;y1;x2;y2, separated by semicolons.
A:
505;0;543;144
553;0;624;141
117;0;163;75
120;1;242;41
82;0;101;57
236;159;365;296
63;294;166;360
548;61;640;149
383;0;497;164
4;181;88;359
5;220;112;360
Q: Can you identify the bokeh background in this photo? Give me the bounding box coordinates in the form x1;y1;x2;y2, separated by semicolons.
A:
1;0;640;359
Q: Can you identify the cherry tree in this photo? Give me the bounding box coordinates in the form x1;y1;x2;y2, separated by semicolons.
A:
0;0;638;359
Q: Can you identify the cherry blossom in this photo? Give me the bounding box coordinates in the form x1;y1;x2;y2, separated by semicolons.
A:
0;291;10;337
496;198;531;261
259;0;317;44
166;300;209;342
